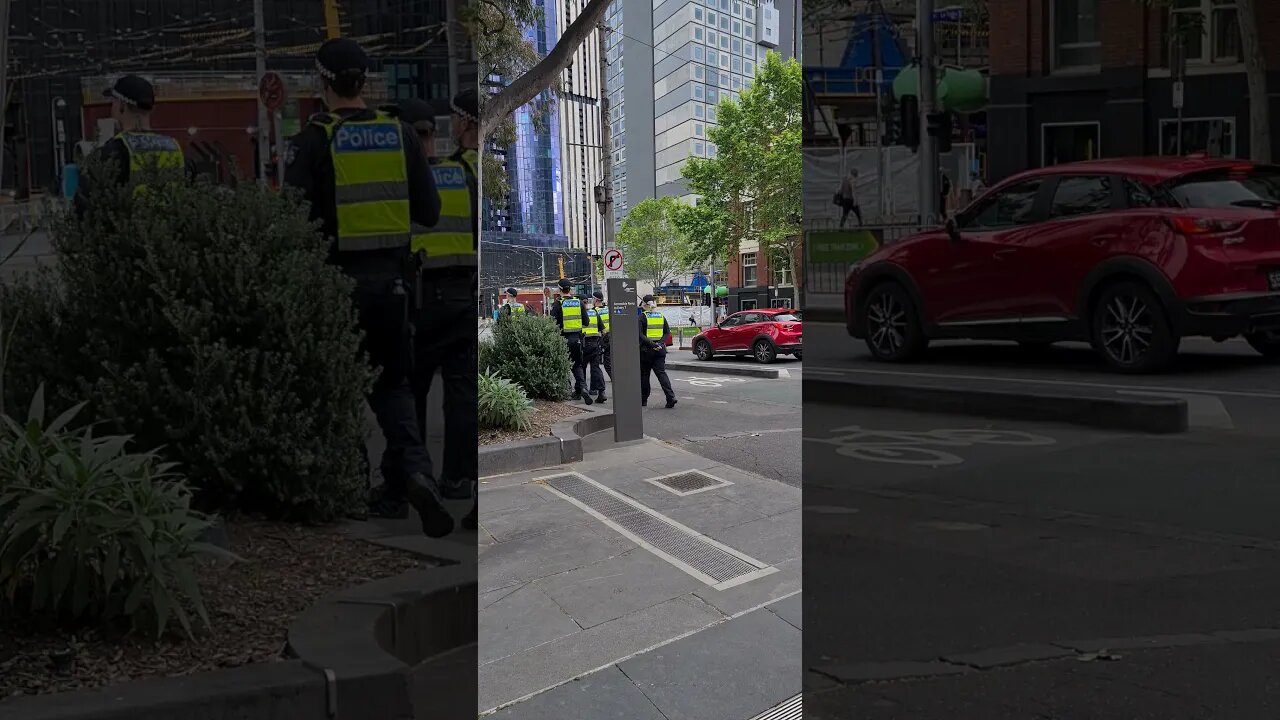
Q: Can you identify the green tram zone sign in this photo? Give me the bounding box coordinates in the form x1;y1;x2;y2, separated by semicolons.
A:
807;229;882;264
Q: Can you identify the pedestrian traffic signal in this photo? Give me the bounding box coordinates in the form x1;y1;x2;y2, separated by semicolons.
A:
898;95;919;151
927;111;953;154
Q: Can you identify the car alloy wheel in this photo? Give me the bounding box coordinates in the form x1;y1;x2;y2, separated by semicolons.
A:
754;339;776;364
694;340;713;360
1099;294;1155;366
866;291;908;357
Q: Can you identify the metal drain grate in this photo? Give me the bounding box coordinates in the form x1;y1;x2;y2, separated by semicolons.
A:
644;469;733;496
537;472;776;590
749;694;801;720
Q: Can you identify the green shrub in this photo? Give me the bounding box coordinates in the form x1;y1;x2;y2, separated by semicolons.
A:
0;386;229;639
487;313;571;401
479;337;498;374
478;370;533;431
2;163;373;523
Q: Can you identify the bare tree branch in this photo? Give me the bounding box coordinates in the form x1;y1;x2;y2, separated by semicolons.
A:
480;0;612;135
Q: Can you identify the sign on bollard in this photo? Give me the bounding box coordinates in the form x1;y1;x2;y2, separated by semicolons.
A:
607;278;642;442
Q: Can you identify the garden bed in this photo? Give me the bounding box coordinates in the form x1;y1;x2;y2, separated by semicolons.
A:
480;400;584;447
0;519;422;701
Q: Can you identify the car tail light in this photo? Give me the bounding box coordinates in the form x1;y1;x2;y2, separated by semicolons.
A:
1167;216;1246;235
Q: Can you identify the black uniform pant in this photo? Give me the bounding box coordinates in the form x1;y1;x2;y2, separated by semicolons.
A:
640;349;676;405
583;337;606;395
413;269;478;493
566;333;587;395
601;334;613;378
345;253;432;498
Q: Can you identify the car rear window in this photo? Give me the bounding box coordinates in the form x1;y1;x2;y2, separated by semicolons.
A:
772;313;799;322
1165;166;1280;209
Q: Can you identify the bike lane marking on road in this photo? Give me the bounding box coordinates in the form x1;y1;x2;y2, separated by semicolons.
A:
803;426;1058;466
806;365;1280;401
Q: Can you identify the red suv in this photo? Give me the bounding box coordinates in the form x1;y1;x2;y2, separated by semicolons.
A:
693;308;802;364
845;157;1280;372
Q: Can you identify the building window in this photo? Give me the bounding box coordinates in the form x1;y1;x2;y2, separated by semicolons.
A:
708;11;717;24
708;107;717;122
695;123;704;136
732;56;742;72
694;64;704;79
721;35;730;49
741;252;757;287
694;83;704;99
707;88;719;103
695;141;705;156
708;30;717;45
695;103;705;118
1170;0;1240;65
733;20;742;35
1042;122;1101;166
721;16;730;30
720;72;730;87
745;24;754;40
1159;116;1236;156
695;26;704;41
695;7;703;20
745;6;753;19
721;52;730;68
694;45;705;61
1051;0;1101;70
744;59;754;74
740;298;758;310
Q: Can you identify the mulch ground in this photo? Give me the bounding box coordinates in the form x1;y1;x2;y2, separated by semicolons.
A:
0;519;423;700
480;400;584;446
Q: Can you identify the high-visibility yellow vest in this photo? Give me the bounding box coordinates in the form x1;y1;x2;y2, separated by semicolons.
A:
645;311;665;340
509;302;526;314
598;307;610;333
415;148;477;268
116;132;184;195
561;297;584;332
583;308;600;337
314;111;411;252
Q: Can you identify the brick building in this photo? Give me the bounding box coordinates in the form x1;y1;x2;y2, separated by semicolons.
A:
986;0;1280;181
723;239;803;311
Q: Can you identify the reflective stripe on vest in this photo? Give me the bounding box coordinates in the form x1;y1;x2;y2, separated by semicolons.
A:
582;308;600;336
414;151;476;268
598;307;610;333
318;112;411;252
118;132;184;194
561;298;584;332
645;311;665;340
510;303;526;314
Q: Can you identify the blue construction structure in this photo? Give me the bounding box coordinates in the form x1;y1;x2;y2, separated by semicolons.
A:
804;12;908;98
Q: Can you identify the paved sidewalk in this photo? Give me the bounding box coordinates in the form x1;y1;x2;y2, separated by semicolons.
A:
479;438;801;718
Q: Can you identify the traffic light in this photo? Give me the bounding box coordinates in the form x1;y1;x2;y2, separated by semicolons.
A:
927;111;953;154
898;95;919;150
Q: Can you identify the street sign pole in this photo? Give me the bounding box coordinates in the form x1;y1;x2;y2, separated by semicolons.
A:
607;278;642;442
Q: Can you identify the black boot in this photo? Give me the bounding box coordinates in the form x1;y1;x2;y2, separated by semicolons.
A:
665;397;678;409
407;473;454;538
461;481;478;530
367;484;409;519
596;392;607;403
583;392;594;405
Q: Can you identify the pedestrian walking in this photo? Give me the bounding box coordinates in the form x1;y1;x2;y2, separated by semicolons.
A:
405;87;480;509
76;74;189;215
283;37;452;538
582;298;607;404
837;168;862;228
551;278;591;404
639;295;677;409
593;290;612;379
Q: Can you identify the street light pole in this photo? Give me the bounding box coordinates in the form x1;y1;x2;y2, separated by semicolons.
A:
916;0;939;223
596;22;616;251
253;0;270;186
0;0;12;195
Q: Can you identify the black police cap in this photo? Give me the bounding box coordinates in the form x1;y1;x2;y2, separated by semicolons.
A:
557;278;572;291
451;87;479;124
592;291;604;300
505;287;518;296
641;295;655;303
316;38;368;80
103;74;156;111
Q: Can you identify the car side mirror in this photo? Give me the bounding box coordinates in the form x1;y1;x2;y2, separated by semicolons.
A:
945;217;962;242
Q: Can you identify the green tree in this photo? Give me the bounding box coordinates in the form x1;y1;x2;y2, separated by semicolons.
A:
677;51;803;298
617;197;691;290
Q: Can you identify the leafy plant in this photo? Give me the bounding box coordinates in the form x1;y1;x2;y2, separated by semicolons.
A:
2;158;373;523
479;337;498;374
478;370;533;432
0;386;229;639
487;312;572;401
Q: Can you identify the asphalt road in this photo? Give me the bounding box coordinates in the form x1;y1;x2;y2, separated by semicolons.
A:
803;321;1280;717
614;358;802;487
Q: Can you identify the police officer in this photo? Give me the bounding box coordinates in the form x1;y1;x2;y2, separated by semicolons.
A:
284;37;453;538
498;287;527;325
76;74;188;215
593;290;613;379
550;277;591;404
383;97;443;164
639;295;677;409
406;88;479;510
581;293;607;404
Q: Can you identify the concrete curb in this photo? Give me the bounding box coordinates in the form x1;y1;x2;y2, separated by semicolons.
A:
0;566;477;720
804;378;1188;434
665;360;783;378
479;405;615;476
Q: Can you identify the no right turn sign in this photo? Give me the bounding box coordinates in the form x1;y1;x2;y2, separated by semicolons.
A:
604;247;624;278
